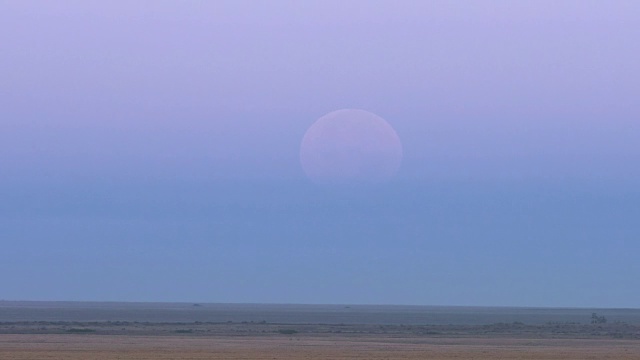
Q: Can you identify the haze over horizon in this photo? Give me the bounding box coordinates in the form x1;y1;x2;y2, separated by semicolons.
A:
2;1;639;308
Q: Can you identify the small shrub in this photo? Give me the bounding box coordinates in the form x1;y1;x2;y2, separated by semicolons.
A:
591;313;607;324
278;329;298;335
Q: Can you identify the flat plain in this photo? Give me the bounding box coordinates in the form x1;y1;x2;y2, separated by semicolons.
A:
2;334;640;360
1;302;639;359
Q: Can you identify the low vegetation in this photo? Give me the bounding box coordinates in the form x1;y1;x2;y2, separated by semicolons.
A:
1;320;639;340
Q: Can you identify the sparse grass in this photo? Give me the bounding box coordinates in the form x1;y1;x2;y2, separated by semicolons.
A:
2;334;640;359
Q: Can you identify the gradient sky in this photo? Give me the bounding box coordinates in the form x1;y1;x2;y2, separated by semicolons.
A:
1;0;640;307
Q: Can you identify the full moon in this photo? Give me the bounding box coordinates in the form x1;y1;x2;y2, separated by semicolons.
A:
300;109;403;185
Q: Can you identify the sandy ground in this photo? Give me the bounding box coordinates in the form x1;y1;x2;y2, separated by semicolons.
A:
2;334;640;359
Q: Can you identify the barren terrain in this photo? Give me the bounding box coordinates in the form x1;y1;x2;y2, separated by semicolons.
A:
2;303;639;359
2;333;640;359
1;321;640;359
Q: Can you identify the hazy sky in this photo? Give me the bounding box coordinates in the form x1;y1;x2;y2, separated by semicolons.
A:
2;0;640;307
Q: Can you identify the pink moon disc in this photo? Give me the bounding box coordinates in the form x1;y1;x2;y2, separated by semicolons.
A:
300;109;403;185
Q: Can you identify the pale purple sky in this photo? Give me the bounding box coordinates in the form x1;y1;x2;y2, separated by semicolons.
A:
1;1;640;307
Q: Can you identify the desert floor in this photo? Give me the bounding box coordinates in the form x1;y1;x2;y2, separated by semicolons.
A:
2;334;640;360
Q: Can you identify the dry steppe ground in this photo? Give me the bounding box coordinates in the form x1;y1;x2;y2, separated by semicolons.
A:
2;321;640;360
2;334;640;359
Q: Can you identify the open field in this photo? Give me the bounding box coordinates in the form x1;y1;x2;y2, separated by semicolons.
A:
2;334;640;360
2;320;640;339
1;302;639;359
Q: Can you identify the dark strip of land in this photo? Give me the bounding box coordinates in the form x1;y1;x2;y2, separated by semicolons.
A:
1;320;639;339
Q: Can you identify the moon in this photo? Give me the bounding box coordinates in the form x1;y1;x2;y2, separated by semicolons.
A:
300;109;403;185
